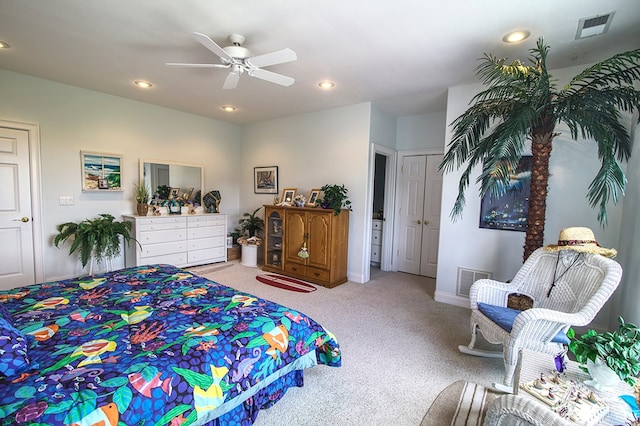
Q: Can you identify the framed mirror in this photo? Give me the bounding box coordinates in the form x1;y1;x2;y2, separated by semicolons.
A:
139;159;203;205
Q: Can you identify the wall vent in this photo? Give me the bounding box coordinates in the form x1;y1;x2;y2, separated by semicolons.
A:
457;267;492;297
575;12;615;39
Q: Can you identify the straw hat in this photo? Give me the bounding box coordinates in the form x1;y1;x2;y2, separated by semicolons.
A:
544;227;616;258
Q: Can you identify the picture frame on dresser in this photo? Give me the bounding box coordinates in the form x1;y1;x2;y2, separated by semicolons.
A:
169;187;181;200
281;188;296;204
254;166;279;194
81;151;122;191
306;189;321;206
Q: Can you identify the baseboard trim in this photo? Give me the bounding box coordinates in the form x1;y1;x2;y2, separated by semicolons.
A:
434;290;470;308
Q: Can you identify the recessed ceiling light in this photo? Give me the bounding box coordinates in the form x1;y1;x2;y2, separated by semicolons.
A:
134;80;153;88
318;81;335;89
502;30;531;44
0;41;10;49
221;105;236;112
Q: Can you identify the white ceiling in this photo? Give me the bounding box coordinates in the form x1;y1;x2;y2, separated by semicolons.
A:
1;0;639;125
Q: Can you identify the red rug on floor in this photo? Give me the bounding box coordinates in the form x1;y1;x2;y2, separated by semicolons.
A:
256;274;317;293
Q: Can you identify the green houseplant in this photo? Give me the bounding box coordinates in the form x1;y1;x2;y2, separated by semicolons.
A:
238;207;264;238
54;214;138;274
134;181;151;216
318;184;352;215
567;316;640;387
439;38;640;260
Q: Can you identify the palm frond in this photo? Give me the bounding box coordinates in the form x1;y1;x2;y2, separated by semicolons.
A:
587;157;627;225
564;49;640;93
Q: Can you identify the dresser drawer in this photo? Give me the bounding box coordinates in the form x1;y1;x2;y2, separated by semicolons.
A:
137;217;187;231
188;215;226;227
305;266;330;282
285;263;306;277
372;220;383;231
188;236;225;251
140;241;187;258
140;229;186;244
188;247;226;264
188;226;225;239
371;229;382;245
371;246;381;262
140;252;187;267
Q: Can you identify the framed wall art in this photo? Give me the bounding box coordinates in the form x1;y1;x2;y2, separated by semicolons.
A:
81;151;122;191
254;166;279;194
479;155;532;232
281;188;297;204
306;189;321;206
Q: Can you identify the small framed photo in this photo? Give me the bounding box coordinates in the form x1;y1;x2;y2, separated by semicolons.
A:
184;187;194;201
281;188;297;204
169;187;181;200
254;166;279;194
81;151;122;192
306;188;321;206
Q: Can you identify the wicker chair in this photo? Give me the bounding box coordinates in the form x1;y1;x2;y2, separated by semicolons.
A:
458;247;623;391
483;394;574;425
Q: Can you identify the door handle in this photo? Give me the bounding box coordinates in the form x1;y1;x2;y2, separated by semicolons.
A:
14;217;30;222
416;220;422;224
423;220;429;225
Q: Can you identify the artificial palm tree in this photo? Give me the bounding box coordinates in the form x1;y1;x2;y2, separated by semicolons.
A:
440;38;640;260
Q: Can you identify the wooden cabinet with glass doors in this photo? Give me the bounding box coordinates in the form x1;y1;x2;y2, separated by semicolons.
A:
262;205;349;287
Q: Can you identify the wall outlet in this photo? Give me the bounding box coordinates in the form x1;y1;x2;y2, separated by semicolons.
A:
59;196;74;206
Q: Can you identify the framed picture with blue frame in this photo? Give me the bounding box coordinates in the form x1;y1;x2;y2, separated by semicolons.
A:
479;155;532;232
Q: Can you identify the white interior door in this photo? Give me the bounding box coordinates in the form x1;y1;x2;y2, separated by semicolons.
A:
397;154;443;277
420;154;443;277
0;126;35;289
397;156;427;274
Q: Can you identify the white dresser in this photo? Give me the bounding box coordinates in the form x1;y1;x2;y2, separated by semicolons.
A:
371;219;383;265
123;214;227;268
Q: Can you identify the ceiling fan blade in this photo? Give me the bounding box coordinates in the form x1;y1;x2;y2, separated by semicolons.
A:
248;68;295;87
166;62;230;69
190;32;234;63
223;71;240;90
246;48;297;68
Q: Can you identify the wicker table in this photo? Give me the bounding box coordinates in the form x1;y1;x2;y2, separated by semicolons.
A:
516;349;635;425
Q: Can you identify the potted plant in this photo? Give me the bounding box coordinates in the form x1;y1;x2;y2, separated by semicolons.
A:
54;214;139;274
567;316;640;387
134;181;151;216
318;184;352;215
238;207;264;238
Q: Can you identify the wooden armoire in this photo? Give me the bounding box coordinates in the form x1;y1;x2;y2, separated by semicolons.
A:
262;205;349;288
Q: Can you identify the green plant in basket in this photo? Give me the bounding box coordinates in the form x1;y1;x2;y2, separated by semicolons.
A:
567;316;640;386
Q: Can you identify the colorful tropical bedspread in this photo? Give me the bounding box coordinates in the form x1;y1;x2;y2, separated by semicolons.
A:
0;264;341;425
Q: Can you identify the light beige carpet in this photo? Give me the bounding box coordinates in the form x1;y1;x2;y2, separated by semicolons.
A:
191;261;504;426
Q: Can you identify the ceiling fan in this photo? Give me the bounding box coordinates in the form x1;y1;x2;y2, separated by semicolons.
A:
167;32;297;89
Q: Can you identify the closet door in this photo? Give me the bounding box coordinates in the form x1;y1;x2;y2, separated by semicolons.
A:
397;154;442;277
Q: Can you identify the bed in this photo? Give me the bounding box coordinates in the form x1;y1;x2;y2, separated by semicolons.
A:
0;264;341;425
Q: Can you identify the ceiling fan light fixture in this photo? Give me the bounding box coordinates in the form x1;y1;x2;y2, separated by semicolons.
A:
0;40;10;49
134;80;153;89
221;105;236;112
318;81;335;89
502;30;530;44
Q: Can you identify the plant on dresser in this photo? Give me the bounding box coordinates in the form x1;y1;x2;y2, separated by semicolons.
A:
262;205;349;288
123;214;227;268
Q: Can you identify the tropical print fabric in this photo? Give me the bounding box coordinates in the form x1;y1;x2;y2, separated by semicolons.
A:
0;264;341;425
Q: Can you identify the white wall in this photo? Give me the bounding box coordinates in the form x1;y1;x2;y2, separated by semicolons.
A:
0;70;242;281
396;111;446;150
435;65;630;330
241;103;373;282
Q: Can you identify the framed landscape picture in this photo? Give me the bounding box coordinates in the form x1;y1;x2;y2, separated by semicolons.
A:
81;151;122;191
254;166;278;194
479;156;532;232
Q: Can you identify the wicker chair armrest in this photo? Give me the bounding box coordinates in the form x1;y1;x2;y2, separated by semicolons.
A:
484;394;572;426
509;308;584;341
469;279;517;308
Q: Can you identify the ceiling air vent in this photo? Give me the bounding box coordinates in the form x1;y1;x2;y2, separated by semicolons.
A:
575;12;615;40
